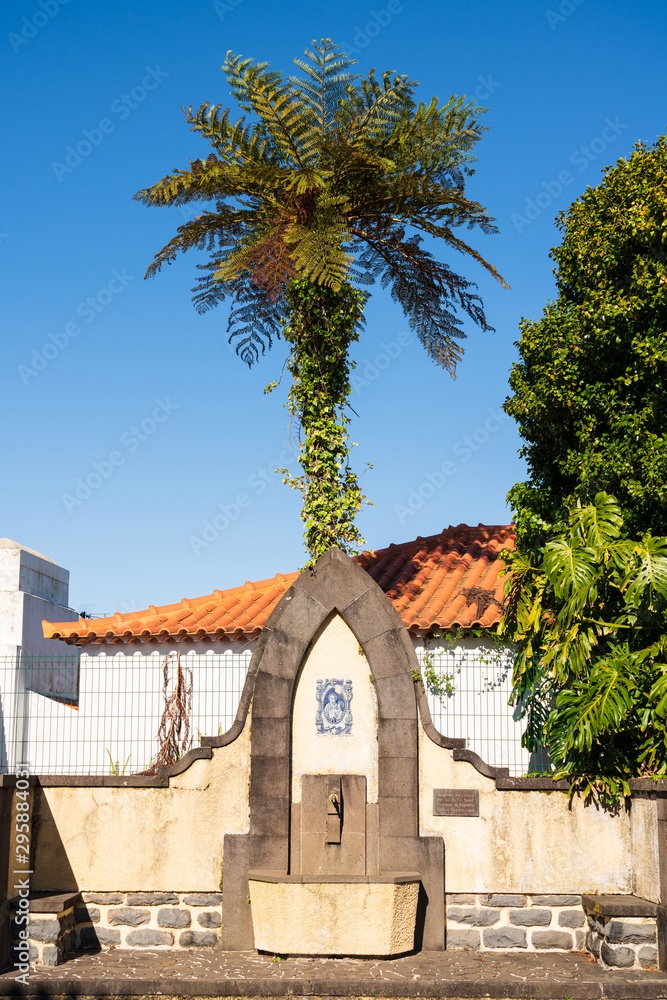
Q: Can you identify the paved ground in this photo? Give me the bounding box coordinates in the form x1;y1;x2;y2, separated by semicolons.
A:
0;949;666;999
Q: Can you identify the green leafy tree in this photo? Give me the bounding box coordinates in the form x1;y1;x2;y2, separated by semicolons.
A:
501;135;667;798
505;135;667;545
501;492;667;800
134;40;506;560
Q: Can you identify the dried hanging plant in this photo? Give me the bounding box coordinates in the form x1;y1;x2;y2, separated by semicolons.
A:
150;652;193;768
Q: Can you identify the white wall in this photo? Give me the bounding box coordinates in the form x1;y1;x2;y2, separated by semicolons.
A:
0;539;78;772
22;643;252;775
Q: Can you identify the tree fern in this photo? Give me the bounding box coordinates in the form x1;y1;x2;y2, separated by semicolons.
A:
136;39;504;365
135;40;505;557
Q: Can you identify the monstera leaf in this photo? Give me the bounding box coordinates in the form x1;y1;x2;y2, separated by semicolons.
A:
623;535;667;607
572;492;624;549
543;537;597;602
502;491;667;801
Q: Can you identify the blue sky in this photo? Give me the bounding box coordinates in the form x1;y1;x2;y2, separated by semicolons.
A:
2;0;665;615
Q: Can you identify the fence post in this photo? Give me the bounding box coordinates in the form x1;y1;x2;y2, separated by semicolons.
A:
1;652;29;776
11;653;29;774
657;795;667;971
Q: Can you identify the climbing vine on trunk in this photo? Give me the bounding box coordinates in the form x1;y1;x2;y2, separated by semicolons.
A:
276;280;370;562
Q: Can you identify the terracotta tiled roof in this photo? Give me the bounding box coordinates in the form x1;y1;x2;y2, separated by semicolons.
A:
44;525;514;645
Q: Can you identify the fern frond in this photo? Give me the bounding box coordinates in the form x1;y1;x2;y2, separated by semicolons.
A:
223;52;307;167
289;39;359;159
138;41;505;368
285;224;352;288
334;69;415;146
352;226;490;374
142;211;239;278
227;279;286;366
185;103;284;168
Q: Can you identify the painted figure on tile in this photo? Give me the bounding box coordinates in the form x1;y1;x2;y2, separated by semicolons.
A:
316;678;353;735
323;691;344;724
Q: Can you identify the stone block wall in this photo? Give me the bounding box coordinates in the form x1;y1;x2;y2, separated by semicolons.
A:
585;912;658;970
76;892;222;951
11;899;76;968
9;887;661;971
446;893;587;952
581;895;658;971
11;891;225;966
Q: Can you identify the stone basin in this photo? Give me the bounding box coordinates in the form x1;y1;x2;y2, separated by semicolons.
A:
248;871;420;956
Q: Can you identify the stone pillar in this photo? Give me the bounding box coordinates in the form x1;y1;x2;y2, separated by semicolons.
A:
657;796;667;971
0;784;12;971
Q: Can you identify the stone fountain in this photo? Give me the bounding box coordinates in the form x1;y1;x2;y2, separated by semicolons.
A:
213;549;445;956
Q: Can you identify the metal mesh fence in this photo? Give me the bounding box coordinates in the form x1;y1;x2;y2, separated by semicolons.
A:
415;645;549;777
0;651;251;776
0;646;543;776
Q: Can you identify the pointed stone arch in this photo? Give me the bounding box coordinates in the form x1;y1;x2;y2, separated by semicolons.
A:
218;547;445;952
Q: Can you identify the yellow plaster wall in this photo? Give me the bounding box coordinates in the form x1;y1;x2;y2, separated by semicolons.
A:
32;720;251;892
291;614;379;803
418;726;658;897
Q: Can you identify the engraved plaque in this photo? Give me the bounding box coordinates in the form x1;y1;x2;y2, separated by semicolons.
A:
433;788;479;817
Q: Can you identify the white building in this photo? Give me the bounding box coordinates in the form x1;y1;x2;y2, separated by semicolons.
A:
0;525;539;777
0;539;78;772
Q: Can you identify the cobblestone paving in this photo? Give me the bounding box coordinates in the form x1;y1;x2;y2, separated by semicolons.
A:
1;949;667;998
